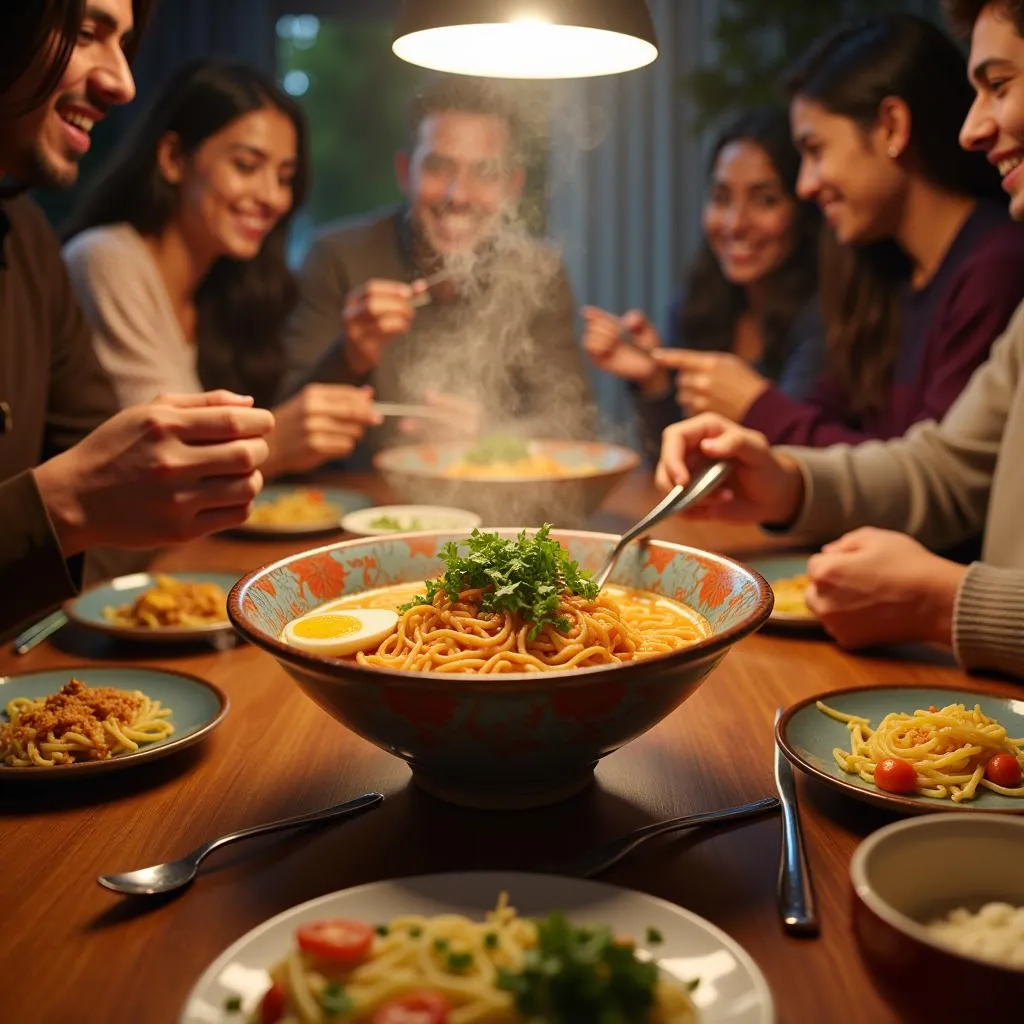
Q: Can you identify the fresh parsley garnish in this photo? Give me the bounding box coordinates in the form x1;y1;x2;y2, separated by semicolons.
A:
645;927;663;945
496;912;659;1022
400;525;598;639
320;982;354;1017
462;434;531;465
447;950;474;972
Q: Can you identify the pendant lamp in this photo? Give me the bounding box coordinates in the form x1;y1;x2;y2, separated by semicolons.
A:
392;0;658;79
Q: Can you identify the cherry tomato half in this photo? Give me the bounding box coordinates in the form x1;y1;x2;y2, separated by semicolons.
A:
372;990;449;1024
873;757;918;794
259;980;286;1024
296;919;374;964
985;753;1023;788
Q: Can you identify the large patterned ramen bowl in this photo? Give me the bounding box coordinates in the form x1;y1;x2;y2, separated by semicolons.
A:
228;530;773;809
373;439;639;527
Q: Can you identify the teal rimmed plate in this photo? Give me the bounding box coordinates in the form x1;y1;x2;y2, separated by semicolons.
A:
0;665;227;779
742;554;821;630
777;684;1024;815
65;571;240;643
235;485;373;537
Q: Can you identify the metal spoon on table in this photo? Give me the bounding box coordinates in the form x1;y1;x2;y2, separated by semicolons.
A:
97;792;383;896
594;460;731;588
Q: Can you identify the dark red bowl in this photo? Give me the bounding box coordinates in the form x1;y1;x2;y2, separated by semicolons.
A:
850;814;1024;1021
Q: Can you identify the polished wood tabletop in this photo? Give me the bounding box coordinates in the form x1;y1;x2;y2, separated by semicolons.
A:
2;470;1016;1024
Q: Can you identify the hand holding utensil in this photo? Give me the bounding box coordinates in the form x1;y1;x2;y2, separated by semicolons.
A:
98;792;384;896
553;796;780;877
774;708;819;935
593;460;731;588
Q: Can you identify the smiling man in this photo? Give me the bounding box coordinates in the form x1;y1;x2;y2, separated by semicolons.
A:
280;75;594;463
651;0;1024;680
0;0;275;635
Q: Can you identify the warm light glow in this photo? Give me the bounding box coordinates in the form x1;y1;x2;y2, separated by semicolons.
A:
392;23;658;79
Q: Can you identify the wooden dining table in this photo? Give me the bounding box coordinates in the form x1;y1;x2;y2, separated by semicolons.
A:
2;469;1017;1024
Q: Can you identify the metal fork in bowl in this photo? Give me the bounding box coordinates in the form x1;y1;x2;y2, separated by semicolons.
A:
594;460;731;589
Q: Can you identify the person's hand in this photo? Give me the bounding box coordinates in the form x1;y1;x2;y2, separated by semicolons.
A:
397;390;483;442
33;391;274;555
342;278;424;377
806;528;967;649
655;412;803;524
266;384;382;477
652;349;770;421
580;306;670;395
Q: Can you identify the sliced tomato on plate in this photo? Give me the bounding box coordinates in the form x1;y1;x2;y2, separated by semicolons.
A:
296;918;374;964
259;980;286;1024
372;990;449;1024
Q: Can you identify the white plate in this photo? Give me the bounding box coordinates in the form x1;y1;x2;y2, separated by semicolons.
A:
179;871;774;1023
341;504;482;537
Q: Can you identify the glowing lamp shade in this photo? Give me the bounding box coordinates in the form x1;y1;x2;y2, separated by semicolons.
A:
392;0;658;79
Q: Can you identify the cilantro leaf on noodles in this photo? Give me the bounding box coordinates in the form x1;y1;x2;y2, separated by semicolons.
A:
402;525;599;638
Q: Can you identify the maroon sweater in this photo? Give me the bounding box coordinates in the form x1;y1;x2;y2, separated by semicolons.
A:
743;202;1024;446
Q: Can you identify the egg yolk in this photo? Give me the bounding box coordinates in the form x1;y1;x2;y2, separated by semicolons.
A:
290;613;363;640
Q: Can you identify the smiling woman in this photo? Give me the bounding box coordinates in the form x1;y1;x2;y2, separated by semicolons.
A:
59;57;383;480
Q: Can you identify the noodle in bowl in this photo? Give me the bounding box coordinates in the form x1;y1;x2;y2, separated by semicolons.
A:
373;439;639;528
228;529;773;809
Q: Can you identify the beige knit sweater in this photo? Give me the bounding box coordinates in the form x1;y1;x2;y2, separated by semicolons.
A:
63;223;201;408
782;299;1024;677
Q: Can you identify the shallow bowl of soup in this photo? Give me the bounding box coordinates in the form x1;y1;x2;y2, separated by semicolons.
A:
850;814;1024;1023
228;528;773;809
373;438;640;527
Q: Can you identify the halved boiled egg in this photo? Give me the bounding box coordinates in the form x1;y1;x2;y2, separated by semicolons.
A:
281;608;398;656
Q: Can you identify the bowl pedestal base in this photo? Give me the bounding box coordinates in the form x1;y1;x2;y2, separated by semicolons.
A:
411;764;597;810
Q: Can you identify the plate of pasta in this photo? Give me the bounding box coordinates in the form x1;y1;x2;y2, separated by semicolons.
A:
777;685;1024;814
0;666;227;778
66;571;241;643
179;872;775;1024
741;555;821;629
237;486;373;537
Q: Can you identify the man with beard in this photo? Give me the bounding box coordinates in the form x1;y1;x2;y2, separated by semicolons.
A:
281;75;595;461
0;0;274;634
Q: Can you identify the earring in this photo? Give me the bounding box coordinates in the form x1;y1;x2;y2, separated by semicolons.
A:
888;145;900;159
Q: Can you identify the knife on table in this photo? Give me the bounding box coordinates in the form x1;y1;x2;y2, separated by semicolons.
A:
774;707;820;936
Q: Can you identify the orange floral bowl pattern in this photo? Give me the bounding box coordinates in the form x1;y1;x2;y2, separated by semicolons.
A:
228;529;773;809
373;439;640;528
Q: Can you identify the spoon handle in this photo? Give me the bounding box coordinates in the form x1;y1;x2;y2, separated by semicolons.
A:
595;461;731;588
558;796;779;877
191;792;384;865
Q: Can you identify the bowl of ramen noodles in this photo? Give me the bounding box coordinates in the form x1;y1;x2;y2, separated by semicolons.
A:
850;814;1024;1023
373;437;640;527
228;525;773;809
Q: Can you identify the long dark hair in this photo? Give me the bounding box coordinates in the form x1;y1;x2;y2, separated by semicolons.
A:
0;1;153;113
786;14;1003;413
64;58;309;408
677;108;820;381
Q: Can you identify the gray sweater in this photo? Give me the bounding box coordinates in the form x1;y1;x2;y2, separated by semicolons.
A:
783;298;1024;677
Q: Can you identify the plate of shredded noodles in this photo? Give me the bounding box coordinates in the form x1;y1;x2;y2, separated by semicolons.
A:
237;486;373;537
741;555;821;629
179;872;774;1024
777;685;1024;814
0;666;227;778
66;571;240;642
